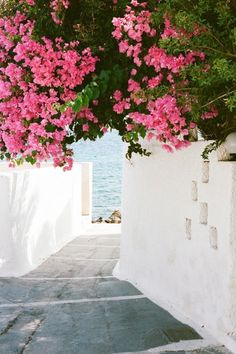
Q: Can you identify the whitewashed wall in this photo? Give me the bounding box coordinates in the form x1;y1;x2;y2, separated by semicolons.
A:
118;141;236;351
81;162;93;218
0;162;92;276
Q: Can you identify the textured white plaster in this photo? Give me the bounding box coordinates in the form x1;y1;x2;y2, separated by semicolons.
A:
81;162;92;218
191;181;198;201
185;218;192;240
225;133;236;154
200;202;208;225
217;144;231;161
81;223;121;236
209;226;218;250
0;162;91;276
118;140;236;349
202;161;210;183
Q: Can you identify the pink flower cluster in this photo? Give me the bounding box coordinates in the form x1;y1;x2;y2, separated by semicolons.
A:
112;0;207;152
201;107;218;120
77;108;99;132
20;0;70;25
130;95;195;152
113;90;131;114
144;46;205;74
50;0;70;25
0;12;97;169
112;1;156;66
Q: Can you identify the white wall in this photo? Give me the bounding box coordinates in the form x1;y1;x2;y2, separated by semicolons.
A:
81;162;93;218
0;162;91;276
119;141;236;350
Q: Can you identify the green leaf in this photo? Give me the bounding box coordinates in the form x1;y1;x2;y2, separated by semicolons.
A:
25;156;37;165
84;86;93;100
73;95;83;112
82;93;89;107
45;124;57;133
91;85;100;99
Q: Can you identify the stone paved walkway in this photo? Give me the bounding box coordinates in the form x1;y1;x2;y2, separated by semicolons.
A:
0;226;231;354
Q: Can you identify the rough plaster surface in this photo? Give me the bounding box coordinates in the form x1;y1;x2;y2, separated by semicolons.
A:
0;163;91;277
119;141;236;352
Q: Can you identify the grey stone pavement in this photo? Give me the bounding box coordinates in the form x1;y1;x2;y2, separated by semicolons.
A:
0;226;231;354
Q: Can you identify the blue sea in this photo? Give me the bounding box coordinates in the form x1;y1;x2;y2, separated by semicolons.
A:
73;131;123;220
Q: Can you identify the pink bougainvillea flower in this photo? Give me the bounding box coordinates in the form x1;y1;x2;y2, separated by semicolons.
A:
0;11;98;170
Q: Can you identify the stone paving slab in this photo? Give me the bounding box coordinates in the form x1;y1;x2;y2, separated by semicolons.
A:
51;245;120;260
70;237;121;247
23;257;118;278
0;298;201;354
127;347;231;354
0;278;141;303
0;229;223;354
0;309;44;354
0;308;21;334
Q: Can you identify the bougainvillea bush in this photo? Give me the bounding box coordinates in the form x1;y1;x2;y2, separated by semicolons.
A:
0;0;139;168
0;0;235;168
0;6;98;169
111;0;236;156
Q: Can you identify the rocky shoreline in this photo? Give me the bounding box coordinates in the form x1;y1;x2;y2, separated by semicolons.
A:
92;210;121;224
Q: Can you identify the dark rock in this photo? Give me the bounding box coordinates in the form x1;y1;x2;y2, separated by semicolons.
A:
92;210;121;224
106;210;121;224
92;217;105;224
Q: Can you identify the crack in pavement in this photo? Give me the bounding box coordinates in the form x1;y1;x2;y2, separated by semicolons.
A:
0;314;20;336
19;316;45;354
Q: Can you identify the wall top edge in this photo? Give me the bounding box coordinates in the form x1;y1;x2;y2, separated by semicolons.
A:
0;161;88;175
